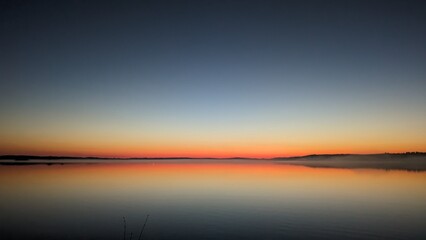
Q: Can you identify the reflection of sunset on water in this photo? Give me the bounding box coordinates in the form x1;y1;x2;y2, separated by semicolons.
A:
2;162;426;205
1;161;426;239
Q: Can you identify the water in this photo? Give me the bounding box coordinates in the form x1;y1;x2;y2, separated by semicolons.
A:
1;160;426;240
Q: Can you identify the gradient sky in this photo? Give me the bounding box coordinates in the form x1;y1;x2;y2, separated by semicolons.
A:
1;0;425;157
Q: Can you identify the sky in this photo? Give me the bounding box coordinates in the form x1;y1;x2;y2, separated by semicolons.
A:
0;0;425;158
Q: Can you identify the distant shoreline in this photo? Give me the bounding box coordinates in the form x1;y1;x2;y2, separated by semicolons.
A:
1;153;426;171
1;152;425;161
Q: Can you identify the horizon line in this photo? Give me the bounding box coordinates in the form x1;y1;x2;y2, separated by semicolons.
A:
1;151;425;160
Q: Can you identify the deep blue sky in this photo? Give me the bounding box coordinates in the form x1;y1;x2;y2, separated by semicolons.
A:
1;0;425;157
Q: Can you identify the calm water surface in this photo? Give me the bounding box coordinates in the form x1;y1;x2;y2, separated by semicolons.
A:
1;160;426;240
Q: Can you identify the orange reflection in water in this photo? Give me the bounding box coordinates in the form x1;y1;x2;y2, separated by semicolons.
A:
1;161;426;240
1;161;426;206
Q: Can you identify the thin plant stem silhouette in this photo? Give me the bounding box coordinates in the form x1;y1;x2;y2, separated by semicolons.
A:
123;217;127;240
138;214;150;240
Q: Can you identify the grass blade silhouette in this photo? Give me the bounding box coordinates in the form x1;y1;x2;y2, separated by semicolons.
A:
137;214;150;240
123;217;127;240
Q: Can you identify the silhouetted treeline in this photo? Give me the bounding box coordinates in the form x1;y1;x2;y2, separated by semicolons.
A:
1;152;425;161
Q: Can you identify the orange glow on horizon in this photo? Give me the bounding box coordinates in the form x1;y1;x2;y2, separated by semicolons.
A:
0;148;424;159
1;113;425;158
1;133;424;158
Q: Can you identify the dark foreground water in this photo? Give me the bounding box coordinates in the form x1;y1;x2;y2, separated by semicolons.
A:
1;160;426;240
